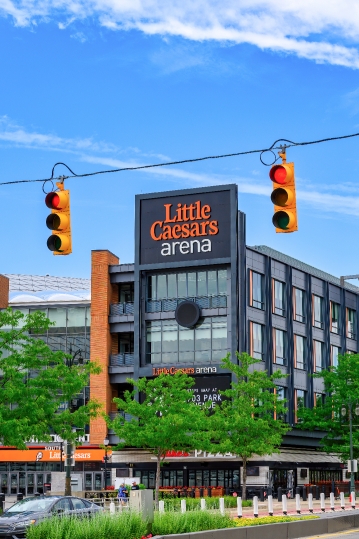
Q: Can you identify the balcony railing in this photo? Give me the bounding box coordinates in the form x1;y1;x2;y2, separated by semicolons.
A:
146;295;227;313
110;353;134;366
110;302;134;316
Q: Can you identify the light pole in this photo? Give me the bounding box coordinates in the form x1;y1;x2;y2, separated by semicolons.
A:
341;402;359;493
64;348;83;496
104;436;109;489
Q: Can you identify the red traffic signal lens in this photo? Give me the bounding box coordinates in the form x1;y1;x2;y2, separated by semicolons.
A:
45;192;60;209
269;164;292;185
271;187;293;207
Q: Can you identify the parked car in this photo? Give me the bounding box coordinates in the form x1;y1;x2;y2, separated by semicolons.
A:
0;495;103;538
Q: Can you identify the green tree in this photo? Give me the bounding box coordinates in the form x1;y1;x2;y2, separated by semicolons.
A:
0;308;101;448
109;372;210;508
298;353;359;462
211;353;290;500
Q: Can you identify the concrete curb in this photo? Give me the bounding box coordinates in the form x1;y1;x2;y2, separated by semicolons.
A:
154;511;359;539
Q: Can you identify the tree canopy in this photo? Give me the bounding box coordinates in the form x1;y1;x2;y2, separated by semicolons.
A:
0;308;101;448
298;352;359;461
210;353;290;499
109;371;211;507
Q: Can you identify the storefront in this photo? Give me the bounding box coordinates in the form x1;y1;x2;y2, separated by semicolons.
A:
0;447;110;495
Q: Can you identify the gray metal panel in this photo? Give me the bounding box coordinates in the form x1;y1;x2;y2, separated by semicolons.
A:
329;284;341;302
247;307;266;324
313;377;325;393
292;268;306;288
109;373;134;383
312;277;324;296
273;365;288;384
330;333;341;347
272;315;287;330
139;257;231;271
292;321;307;336
346;338;357;352
109;315;134;324
271;260;286;281
110;272;135;283
110;322;135;333
312;328;325;340
345;291;357;309
293;369;309;390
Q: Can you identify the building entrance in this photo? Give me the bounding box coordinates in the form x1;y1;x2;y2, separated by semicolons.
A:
1;472;51;496
84;472;103;491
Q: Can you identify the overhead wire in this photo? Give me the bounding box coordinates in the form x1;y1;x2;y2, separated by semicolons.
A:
0;130;359;189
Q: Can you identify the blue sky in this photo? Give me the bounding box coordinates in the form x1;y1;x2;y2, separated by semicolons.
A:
1;1;359;281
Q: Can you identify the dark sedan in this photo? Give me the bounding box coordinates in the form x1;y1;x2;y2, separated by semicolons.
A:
0;495;103;539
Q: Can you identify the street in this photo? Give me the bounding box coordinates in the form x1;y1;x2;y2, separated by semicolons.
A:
302;529;359;539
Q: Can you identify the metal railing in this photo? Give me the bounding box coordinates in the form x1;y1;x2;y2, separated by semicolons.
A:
110;354;134;366
110;302;134;316
146;295;227;313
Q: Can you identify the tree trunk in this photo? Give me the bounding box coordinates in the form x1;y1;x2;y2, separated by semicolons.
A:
242;457;247;501
155;451;161;510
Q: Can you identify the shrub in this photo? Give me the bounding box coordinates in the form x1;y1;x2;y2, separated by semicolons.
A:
153;510;233;535
26;511;147;539
163;495;251;511
234;515;319;527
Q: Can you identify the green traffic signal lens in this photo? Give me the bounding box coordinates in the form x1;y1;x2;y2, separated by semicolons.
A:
47;235;62;252
273;211;290;230
271;188;288;207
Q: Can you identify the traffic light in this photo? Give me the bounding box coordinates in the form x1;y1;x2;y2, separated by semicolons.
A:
45;182;72;255
269;152;298;233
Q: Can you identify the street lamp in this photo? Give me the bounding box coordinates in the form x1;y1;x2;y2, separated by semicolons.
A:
104;436;109;489
341;402;359;493
64;348;83;496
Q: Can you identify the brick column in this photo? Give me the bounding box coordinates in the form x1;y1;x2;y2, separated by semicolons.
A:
90;250;119;444
0;275;9;308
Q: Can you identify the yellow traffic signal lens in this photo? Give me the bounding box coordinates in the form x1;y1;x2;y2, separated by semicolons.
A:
271;187;294;207
46;213;69;232
272;210;295;230
269;164;293;185
47;234;71;253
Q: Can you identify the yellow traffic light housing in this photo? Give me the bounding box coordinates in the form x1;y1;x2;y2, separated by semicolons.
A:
45;181;72;255
269;150;298;233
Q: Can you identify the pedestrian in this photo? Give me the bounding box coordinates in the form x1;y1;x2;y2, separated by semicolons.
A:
118;483;128;505
131;481;140;490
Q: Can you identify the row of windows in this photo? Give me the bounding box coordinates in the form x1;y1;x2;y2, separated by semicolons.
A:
275;387;324;423
3;306;90;332
147;269;227;301
251;322;341;371
146;316;228;364
250;271;356;340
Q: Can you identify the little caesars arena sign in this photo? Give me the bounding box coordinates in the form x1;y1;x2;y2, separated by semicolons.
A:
139;188;232;264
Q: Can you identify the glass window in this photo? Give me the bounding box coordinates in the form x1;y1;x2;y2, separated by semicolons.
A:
251;322;264;360
314;393;324;407
167;274;177;299
188;273;196;297
295;335;306;369
330;302;339;334
208;271;217;296
251;271;264;310
331;345;339;368
313;296;323;328
146;317;227;364
347;308;356;340
218;270;227;295
178;273;187;298
314;340;323;372
274;329;285;365
294;288;305;323
72;498;86;510
295;389;307;423
67;308;86;328
273;280;285;316
197;272;207;297
275;386;287;421
157;275;167;300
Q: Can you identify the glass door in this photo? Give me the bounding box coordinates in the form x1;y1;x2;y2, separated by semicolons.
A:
10;473;18;495
84;473;93;491
27;474;34;495
36;473;44;494
0;474;8;494
19;472;26;495
94;473;102;491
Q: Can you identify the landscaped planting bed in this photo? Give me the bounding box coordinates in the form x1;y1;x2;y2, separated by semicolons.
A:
163;495;252;511
26;510;319;539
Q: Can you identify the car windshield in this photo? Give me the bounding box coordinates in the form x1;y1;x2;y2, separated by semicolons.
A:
6;497;55;513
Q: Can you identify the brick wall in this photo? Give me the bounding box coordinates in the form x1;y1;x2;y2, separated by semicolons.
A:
90;250;119;444
0;275;9;308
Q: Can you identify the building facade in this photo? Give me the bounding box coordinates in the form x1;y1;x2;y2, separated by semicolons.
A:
90;184;359;493
0;274;109;495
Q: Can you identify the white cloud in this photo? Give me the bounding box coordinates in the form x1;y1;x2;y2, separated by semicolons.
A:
1;117;359;217
2;0;359;67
